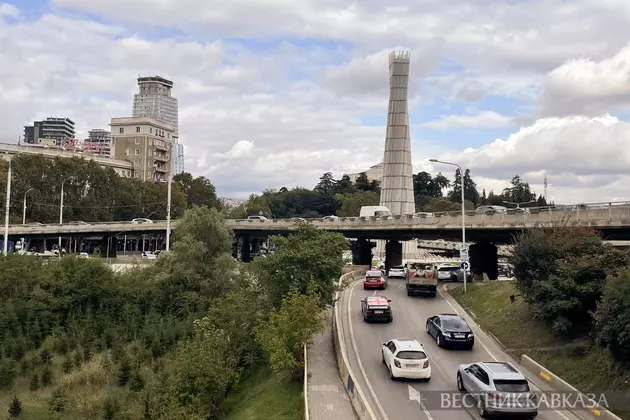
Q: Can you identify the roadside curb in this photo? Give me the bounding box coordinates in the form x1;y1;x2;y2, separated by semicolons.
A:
441;285;623;420
303;342;309;420
332;270;376;420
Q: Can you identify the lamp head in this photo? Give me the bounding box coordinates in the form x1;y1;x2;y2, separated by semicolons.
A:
429;158;438;162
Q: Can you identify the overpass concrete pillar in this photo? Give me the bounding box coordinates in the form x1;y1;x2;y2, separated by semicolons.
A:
469;241;498;281
101;235;117;258
351;239;374;266
239;234;251;262
251;238;261;255
385;240;403;271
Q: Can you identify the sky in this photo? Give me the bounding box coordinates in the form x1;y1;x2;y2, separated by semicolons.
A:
2;0;630;204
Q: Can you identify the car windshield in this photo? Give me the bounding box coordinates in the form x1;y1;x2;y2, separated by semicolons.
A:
396;351;426;360
494;380;530;392
442;318;469;331
438;267;458;272
392;266;404;270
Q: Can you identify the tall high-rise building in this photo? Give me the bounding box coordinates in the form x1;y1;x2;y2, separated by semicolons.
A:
132;76;183;175
23;117;75;145
172;142;185;174
132;76;178;135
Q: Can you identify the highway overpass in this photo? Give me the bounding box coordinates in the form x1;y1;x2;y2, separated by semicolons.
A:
7;203;630;241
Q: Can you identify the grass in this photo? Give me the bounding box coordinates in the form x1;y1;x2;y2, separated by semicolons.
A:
223;366;303;420
451;281;630;419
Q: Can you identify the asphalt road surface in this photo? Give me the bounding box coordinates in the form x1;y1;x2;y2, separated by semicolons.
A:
339;277;582;420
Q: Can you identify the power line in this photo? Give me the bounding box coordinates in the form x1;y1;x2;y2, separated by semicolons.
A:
22;201;167;210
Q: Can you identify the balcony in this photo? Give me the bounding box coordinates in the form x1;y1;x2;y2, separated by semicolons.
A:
153;154;168;162
154;142;168;151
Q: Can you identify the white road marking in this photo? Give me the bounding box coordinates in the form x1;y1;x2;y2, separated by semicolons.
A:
348;280;390;420
438;288;574;420
408;385;435;420
372;290;377;296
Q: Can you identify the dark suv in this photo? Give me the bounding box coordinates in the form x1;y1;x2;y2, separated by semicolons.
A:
361;296;393;323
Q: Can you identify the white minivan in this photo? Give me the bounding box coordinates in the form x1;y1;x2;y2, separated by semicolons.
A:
359;206;392;218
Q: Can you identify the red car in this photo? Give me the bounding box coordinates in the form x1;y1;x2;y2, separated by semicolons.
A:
363;270;388;290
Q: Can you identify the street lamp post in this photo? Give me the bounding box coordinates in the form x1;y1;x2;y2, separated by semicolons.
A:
23;188;33;225
430;158;467;293
2;156;13;255
58;176;72;256
165;164;172;252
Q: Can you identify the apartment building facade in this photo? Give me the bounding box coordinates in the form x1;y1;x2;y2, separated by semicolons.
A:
23;117;76;145
110;116;174;182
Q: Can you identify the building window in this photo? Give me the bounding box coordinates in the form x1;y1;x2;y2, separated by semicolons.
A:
135;138;140;144
150;127;153;133
149;139;153;146
135;149;140;155
148;161;152;168
136;127;140;133
119;127;124;134
125;148;130;155
148;149;152;156
167;133;170;138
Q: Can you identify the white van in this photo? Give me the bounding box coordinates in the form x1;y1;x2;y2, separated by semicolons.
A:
359;206;392;218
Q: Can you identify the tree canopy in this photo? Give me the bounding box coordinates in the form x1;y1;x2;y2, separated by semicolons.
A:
0;155;220;224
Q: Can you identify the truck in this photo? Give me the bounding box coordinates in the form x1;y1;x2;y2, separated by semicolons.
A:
359;206;392;218
405;262;437;297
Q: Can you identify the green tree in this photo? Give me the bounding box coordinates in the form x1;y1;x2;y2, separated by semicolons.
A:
333;174;355;195
594;269;630;366
354;172;372;191
255;283;326;380
8;395;21;418
502;175;536;204
252;224;347;308
169;317;239;419
511;227;629;335
174;173;222;210
423;197;474;212
335;191;379;217
448;168;479;205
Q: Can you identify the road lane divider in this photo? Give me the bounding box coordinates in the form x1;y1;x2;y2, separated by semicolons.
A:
332;270;381;420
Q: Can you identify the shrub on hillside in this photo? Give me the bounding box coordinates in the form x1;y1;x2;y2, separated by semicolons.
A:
251;223;348;308
594;269;630;367
511;227;628;335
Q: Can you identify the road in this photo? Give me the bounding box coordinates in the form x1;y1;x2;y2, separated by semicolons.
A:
339;276;581;420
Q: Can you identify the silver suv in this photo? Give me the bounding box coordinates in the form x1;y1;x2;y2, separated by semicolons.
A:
456;361;538;419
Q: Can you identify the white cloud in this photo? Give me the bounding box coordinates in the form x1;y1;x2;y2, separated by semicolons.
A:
3;1;630;204
537;44;630;117
421;111;515;129
213;140;254;159
428;114;630;203
0;3;19;17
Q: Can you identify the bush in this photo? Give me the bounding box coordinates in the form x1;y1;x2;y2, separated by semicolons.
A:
29;373;39;391
117;356;131;387
594;269;630;367
511;227;628;335
8;395;21;418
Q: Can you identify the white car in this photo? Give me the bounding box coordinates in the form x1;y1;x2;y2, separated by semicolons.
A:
142;251;158;260
382;338;431;380
388;266;406;278
132;218;153;224
79;252;89;258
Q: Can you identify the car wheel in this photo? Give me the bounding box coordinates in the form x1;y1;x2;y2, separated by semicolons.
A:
424;376;431;382
477;402;489;418
363;286;368;290
407;290;411;296
363;315;367;322
437;334;443;347
456;372;465;391
425;323;431;334
466;344;474;351
382;352;385;364
389;364;395;380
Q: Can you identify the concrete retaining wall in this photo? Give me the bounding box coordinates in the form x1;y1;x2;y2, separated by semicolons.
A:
520;355;622;420
332;270;375;420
